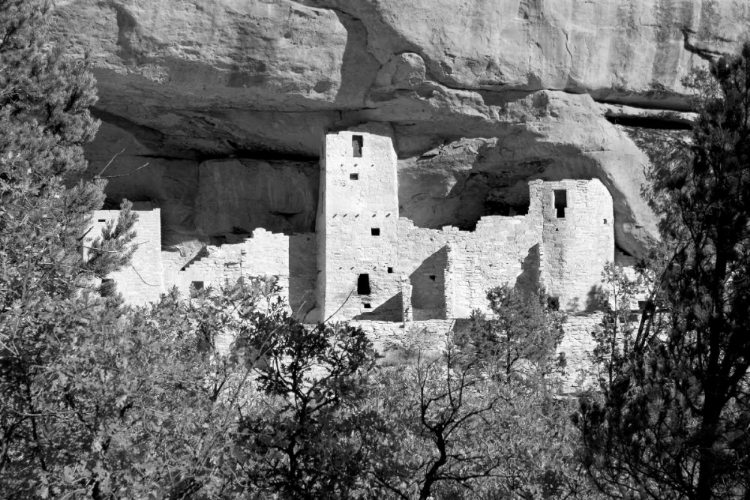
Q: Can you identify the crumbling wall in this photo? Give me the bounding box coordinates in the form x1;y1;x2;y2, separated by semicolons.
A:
534;179;614;312
162;229;316;316
445;215;542;318
87;204;165;305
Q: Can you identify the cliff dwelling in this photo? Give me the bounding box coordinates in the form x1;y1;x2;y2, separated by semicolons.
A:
87;125;626;371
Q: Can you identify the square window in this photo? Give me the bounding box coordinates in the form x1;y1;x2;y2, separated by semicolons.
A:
387;267;394;274
429;274;436;281
371;228;380;236
350;173;359;180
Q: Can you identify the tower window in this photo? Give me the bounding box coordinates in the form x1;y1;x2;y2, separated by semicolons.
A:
371;228;380;236
357;274;371;295
350;173;359;180
603;218;607;224
352;135;363;157
554;190;567;218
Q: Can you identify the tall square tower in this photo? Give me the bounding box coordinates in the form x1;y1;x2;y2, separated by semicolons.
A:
316;127;401;321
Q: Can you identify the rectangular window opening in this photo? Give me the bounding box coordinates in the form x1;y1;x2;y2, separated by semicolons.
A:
192;281;204;290
98;219;106;223
350;173;359;180
371;228;380;236
352;135;363;157
387;267;394;274
429;274;436;281
363;303;372;309
357;274;371;295
554;190;567;218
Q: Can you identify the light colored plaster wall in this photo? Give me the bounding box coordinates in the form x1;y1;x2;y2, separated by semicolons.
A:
87;204;165;305
319;128;401;321
535;179;614;312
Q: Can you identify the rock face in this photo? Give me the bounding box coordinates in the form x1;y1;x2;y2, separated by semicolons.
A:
55;0;750;257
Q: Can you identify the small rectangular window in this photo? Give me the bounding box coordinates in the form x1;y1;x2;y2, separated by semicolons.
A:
352;135;363;157
363;303;372;309
371;228;380;236
429;274;436;281
98;219;106;223
357;274;371;295
350;173;359;180
554;190;567;218
387;267;394;274
192;281;204;290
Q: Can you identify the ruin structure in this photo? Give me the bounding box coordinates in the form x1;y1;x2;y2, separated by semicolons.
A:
89;126;622;382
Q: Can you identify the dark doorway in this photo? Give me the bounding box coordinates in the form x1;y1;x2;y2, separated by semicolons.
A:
352;135;363;157
357;274;371;295
554;190;567;218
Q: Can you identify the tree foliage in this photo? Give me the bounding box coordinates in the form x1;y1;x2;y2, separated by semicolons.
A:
578;45;750;500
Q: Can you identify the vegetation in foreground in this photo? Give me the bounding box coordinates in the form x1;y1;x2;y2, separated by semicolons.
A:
2;1;750;499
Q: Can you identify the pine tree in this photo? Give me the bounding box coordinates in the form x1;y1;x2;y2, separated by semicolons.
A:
0;0;137;495
577;45;750;500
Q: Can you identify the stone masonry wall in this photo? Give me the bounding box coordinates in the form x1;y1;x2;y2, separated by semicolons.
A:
87;204;165;305
162;229;316;317
559;313;602;393
318;127;401;321
397;220;452;320
535;179;614;312
445;215;543;318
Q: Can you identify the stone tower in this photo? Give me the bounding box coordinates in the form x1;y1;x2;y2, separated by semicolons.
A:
315;126;401;321
531;179;614;312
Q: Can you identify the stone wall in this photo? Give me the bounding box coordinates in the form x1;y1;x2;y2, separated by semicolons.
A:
445;215;543;318
535;179;614;312
162;229;316;317
396;221;452;320
87;204;165;305
318;127;401;321
559;313;602;393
